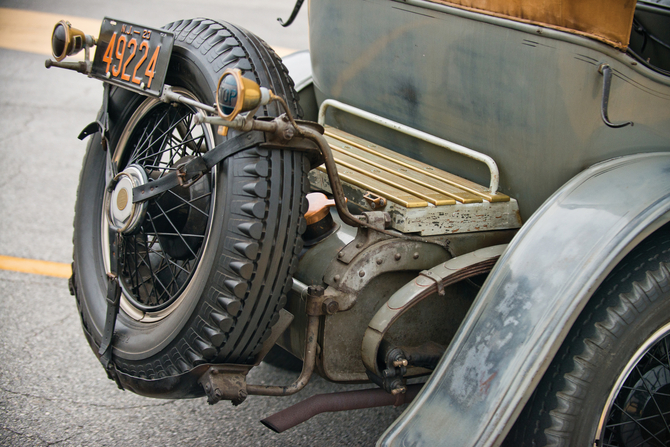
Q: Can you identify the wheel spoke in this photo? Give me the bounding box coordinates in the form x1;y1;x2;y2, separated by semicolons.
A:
605;408;670;428
151;201;199;259
129;112;169;165
162;189;211;217
114;95;212;312
635;364;670;435
610;401;668;446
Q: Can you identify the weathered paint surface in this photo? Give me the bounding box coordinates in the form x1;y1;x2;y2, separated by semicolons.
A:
310;0;670;221
379;153;670;446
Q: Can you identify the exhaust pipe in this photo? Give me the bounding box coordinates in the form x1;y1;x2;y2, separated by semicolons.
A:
261;384;423;433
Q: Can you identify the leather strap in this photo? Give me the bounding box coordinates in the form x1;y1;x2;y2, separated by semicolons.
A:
132;130;266;203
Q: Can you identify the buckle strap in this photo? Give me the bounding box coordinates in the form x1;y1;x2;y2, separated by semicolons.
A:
98;232;124;389
132;130;266;203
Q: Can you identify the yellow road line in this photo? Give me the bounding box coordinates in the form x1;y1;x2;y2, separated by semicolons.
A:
0;7;296;58
0;7;101;59
0;255;71;279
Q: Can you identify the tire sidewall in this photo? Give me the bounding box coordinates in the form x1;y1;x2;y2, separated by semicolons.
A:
570;295;670;444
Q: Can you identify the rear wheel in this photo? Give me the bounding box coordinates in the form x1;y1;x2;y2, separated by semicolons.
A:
504;227;670;446
71;19;309;394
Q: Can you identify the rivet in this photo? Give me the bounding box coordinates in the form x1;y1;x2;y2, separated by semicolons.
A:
376;259;383;265
338;252;344;258
359;270;365;277
334;275;340;282
356;243;363;249
395;253;402;261
413;252;419;259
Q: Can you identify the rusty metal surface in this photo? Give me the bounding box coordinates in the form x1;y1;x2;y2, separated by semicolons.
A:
324;238;450;311
321;272;477;382
261;383;424;433
362;245;506;376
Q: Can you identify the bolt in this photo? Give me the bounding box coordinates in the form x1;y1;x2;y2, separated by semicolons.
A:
333;275;340;282
359;270;365;277
338;252;344;258
356;243;363;249
282;127;294;141
391;386;407;395
393;359;408;367
413;252;419;260
214;388;223;399
322;298;339;315
140;81;146;89
395;253;402;261
204;384;211;393
376;259;383;265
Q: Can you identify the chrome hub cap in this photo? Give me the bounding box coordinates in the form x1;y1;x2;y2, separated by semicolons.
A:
107;164;148;233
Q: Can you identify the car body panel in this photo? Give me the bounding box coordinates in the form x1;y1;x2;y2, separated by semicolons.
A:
378;152;670;446
309;0;670;221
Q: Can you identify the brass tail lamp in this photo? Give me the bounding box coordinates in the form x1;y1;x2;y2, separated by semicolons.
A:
45;20;96;74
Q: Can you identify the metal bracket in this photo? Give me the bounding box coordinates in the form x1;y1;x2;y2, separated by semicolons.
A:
419;270;446;296
363;191;387;210
598;64;633;129
336;211;392;264
278;0;305;27
198;364;252;406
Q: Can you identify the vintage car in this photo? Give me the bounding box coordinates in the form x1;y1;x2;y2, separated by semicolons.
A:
46;0;670;445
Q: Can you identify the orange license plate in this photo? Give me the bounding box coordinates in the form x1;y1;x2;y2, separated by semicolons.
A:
91;18;174;97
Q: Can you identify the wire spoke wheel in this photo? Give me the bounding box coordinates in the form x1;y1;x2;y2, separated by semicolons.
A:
72;18;308;394
503;227;670;447
598;324;670;447
103;92;215;319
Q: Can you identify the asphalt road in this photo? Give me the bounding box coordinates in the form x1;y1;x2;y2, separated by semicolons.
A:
0;2;407;445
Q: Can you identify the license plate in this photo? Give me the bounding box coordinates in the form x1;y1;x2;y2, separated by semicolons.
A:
91;18;174;97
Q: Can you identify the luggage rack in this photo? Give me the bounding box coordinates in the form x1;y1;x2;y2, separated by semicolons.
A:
309;100;522;236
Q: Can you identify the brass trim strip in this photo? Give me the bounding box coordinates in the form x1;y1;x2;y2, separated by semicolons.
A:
328;138;482;204
315;166;435;207
332;157;454;206
325;130;509;202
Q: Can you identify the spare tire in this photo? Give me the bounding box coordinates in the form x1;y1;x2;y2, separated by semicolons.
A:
71;18;309;395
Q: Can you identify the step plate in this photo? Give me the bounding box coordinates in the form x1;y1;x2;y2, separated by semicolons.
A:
309;127;522;236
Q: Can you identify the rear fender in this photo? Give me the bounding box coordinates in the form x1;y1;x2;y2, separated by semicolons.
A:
379;152;670;447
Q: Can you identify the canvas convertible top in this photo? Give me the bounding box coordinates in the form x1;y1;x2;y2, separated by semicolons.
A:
428;0;637;49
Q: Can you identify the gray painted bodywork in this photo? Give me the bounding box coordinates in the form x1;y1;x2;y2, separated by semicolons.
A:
378;152;670;446
309;0;670;221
